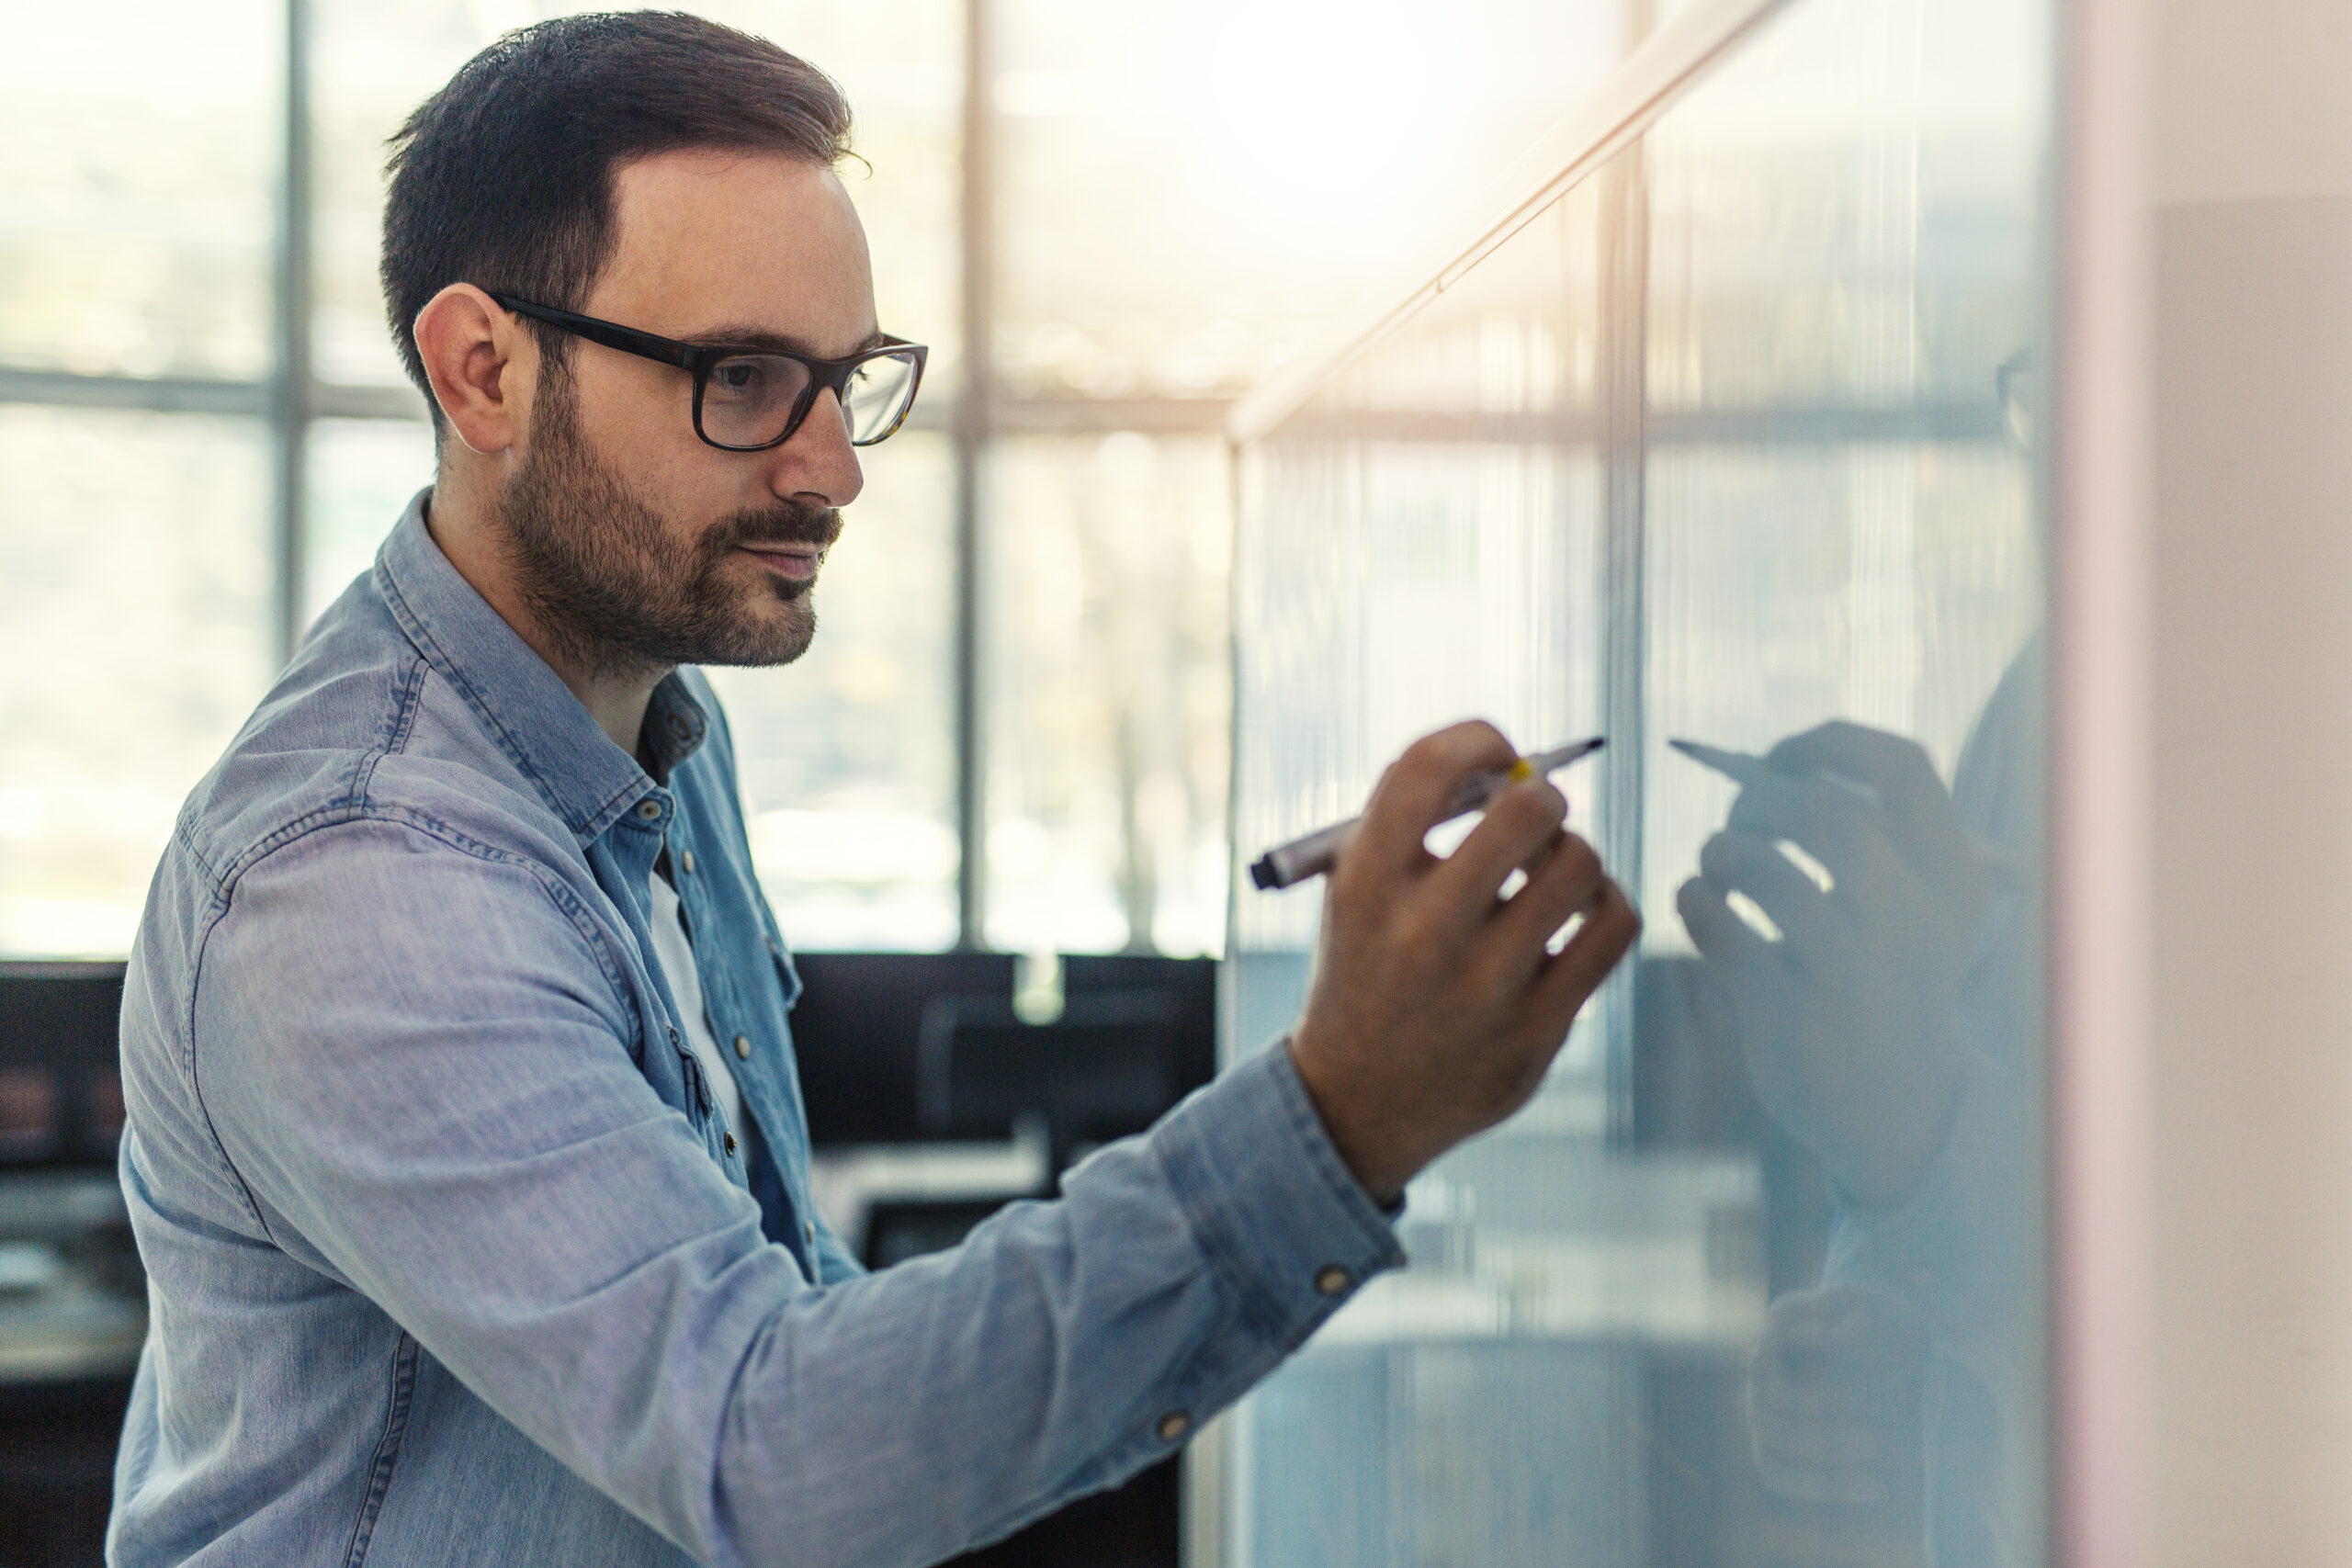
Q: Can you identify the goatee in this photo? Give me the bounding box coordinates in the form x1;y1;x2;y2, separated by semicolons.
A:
498;373;841;679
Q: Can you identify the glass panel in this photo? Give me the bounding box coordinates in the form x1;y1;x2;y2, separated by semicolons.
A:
705;430;958;951
1645;0;2045;412
993;0;1626;399
311;0;960;389
1225;0;2052;1558
1641;445;2040;927
1231;177;1608;971
0;0;275;378
982;434;1232;956
0;410;273;957
305;418;436;630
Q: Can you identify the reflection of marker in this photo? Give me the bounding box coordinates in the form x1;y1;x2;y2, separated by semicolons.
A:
1667;737;2023;887
1667;739;1878;807
1250;738;1605;892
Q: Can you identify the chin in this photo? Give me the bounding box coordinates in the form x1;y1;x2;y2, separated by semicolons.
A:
721;599;818;669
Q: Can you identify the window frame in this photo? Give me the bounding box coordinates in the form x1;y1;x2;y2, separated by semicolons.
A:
0;0;1238;954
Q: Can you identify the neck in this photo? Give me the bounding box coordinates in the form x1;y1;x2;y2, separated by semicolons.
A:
424;475;668;757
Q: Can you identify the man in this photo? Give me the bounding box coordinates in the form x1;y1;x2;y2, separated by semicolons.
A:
109;15;1637;1566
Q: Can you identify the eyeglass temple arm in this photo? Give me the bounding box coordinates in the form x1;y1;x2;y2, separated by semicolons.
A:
489;294;699;371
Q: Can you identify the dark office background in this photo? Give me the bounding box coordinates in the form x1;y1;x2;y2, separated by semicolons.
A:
0;955;1215;1568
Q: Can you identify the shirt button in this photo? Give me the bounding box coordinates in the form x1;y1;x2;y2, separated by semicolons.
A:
733;1034;752;1060
1156;1411;1191;1443
681;850;696;874
1314;1265;1352;1297
635;799;663;821
804;1218;817;1245
724;1132;738;1157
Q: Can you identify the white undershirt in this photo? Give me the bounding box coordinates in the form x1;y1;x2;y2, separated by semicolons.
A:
646;868;744;1144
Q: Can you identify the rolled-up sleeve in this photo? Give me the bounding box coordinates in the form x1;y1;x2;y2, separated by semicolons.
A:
193;816;1400;1568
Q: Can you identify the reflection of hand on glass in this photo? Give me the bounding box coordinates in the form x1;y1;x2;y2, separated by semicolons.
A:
1675;722;1992;1208
1745;1280;1929;1513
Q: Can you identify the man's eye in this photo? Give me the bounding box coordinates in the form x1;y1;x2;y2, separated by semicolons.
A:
714;363;765;392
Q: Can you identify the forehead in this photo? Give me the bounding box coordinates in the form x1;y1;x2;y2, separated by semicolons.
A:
593;149;876;354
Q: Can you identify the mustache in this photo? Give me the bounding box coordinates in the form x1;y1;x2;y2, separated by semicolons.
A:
714;499;842;552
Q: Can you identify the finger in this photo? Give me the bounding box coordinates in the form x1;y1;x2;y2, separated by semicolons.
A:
1432;779;1571;916
1346;721;1521;886
1524;876;1639;1027
1675;876;1775;981
1768;720;1936;813
1697;830;1839;953
1490;829;1606;968
1768;721;1982;901
1727;776;1933;926
1504;816;1570;888
1725;773;1872;886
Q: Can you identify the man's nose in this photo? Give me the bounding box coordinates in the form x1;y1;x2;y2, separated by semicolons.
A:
766;388;865;509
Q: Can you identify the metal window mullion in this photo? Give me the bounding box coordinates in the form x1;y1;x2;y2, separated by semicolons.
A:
269;0;314;669
1597;141;1650;1145
952;0;995;950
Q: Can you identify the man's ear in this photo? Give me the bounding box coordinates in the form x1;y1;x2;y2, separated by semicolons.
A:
413;284;534;457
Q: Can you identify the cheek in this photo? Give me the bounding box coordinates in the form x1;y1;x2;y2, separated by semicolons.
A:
569;358;702;469
569;370;744;538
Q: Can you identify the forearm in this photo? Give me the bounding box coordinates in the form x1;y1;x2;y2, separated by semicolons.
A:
194;827;1399;1568
1822;1049;2036;1373
709;1043;1401;1567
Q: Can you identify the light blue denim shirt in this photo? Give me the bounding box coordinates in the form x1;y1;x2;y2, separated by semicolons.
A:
109;492;1402;1568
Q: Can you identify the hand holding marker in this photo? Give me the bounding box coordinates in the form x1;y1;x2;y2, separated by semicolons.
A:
1250;738;1606;892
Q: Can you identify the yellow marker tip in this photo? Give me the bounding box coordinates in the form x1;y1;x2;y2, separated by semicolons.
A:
1506;758;1534;783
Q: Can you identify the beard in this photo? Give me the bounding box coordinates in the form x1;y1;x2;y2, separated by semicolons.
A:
495;371;842;677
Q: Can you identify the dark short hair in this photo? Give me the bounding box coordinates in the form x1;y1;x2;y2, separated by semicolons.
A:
381;11;853;421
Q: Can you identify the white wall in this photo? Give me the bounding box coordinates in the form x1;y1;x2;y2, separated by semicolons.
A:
2147;0;2352;1557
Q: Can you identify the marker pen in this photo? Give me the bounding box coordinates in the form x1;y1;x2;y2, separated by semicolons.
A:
1249;738;1605;892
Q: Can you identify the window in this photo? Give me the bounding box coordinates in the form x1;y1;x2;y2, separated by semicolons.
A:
0;0;277;955
1224;0;2052;1556
0;0;1628;959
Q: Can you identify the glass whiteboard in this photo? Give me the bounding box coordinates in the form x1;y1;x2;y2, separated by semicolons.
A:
1223;0;2052;1561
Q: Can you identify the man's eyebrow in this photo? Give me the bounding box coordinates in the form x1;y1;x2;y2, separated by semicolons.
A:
694;322;891;358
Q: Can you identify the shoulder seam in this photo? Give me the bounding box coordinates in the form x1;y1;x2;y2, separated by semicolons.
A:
347;653;430;813
375;562;589;832
170;807;226;891
221;808;639;1011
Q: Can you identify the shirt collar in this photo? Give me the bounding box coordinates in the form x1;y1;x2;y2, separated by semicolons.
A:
639;674;710;784
374;489;708;844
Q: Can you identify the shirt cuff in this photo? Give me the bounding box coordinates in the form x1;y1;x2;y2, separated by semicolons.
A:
1151;1037;1407;1349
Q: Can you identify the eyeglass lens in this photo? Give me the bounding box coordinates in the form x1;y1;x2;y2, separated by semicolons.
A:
700;351;922;448
700;356;812;448
840;353;922;444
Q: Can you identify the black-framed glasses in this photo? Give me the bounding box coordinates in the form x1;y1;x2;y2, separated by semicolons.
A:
489;293;928;451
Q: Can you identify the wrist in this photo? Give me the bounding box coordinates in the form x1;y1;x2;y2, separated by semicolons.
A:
1828;1054;1970;1211
1284;1032;1412;1207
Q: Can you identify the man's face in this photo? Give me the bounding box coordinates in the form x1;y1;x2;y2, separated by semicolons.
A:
500;150;878;675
